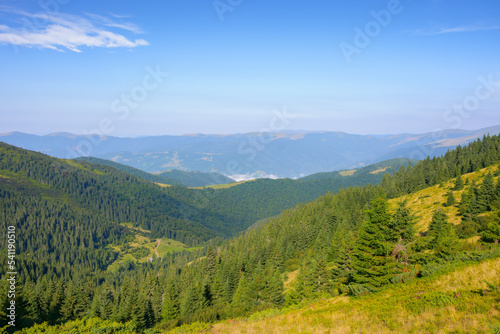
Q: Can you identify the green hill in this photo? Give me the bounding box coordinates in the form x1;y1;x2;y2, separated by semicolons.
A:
154;169;235;187
299;157;417;181
77;156;235;187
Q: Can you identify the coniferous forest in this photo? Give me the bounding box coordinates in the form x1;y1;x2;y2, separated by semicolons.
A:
1;135;500;333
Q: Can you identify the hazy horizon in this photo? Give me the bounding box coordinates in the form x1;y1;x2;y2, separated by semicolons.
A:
1;122;500;139
1;1;500;136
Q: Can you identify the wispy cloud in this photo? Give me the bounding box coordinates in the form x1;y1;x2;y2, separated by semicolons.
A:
412;25;500;36
0;7;149;52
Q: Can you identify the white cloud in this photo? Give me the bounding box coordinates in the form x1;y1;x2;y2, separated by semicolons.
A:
0;7;149;52
413;25;500;35
229;172;281;182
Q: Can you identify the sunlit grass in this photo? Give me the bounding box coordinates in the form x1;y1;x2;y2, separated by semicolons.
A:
388;164;499;232
338;169;356;176
207;258;500;334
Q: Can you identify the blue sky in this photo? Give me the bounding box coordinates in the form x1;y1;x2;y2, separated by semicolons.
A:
1;0;499;136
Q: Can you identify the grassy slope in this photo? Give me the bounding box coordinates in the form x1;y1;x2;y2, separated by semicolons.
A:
388;164;499;232
298;158;415;182
207;257;500;334
107;223;200;271
182;165;500;334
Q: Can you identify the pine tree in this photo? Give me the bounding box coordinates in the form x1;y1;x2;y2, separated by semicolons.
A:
61;283;84;321
98;284;115;320
454;174;464;191
352;198;397;291
493;179;500;210
478;172;495;211
266;271;284;306
231;274;256;314
133;295;150;330
161;284;179;324
427;209;457;258
389;200;416;242
445;190;456;207
205;245;216;282
331;231;355;286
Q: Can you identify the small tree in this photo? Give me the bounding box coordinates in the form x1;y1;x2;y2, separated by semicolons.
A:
482;222;500;243
454;173;464;191
445;190;456;207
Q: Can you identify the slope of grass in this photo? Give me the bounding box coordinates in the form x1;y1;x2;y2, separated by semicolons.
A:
190;180;251;190
107;224;201;271
205;256;500;334
388;164;499;232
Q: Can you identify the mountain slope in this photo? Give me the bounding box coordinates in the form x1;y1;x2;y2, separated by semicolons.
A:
0;143;239;245
76;156;235;187
299;157;416;181
208;257;500;334
154;169;235;187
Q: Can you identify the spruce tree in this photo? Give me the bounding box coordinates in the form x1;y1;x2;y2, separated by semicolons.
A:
352;198;396;290
330;230;355;286
205;245;216;282
427;209;457;258
445;190;456;207
493;179;500;210
161;285;179;324
267;271;285;306
478;172;495;211
231;275;255;314
389;200;416;242
454;174;464;191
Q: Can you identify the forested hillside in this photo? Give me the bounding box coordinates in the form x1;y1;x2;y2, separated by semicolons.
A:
154;169;234;187
160;158;414;228
1;135;500;332
298;157;416;181
77;157;235;187
0;143;238;245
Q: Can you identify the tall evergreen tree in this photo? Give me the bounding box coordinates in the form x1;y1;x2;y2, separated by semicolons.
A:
231;275;255;314
161;284;179;325
389;200;416;242
427;209;457;258
478;172;495;211
352;198;396;290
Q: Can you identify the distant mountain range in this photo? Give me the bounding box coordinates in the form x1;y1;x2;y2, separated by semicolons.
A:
1;125;499;178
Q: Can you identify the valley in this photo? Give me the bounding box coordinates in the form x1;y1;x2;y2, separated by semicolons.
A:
1;134;500;333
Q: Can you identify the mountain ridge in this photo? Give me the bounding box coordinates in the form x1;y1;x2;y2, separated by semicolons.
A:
1;125;499;179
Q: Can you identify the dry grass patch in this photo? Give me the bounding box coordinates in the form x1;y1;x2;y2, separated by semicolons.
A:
370;166;389;174
338;169;356;177
283;270;299;292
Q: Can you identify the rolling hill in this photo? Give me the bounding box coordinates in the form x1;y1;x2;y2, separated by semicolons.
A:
76;156;235;187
